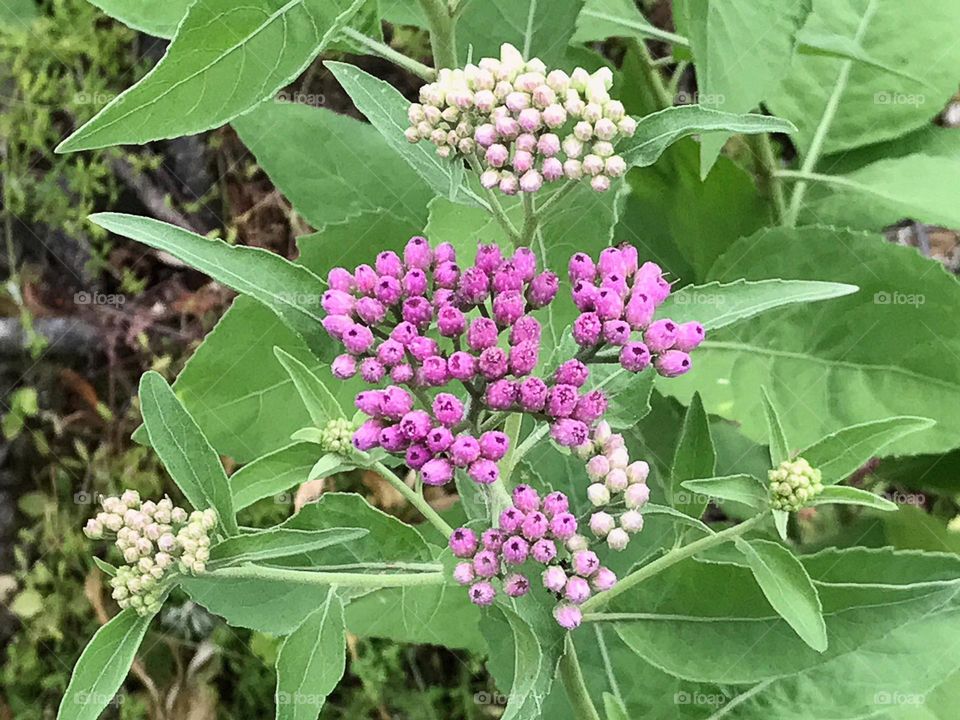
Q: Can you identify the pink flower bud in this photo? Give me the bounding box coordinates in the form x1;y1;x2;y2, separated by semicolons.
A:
518;108;541;132
499;173;519;195
591;567;617;592
655;350;692;378
543;566;568;592
542;157;563;181
582;154;604;177
591;175;611;192
474;123;497;147
486;143;509;168
519;170;543;193
505;91;530;112
512;149;534;174
542;103;567;128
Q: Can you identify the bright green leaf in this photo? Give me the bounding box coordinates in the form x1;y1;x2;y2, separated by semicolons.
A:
810;485;898;511
231;443;327;510
87;0;192;38
797;27;925;83
210;527;368;566
668;392;715;518
681;474;768;510
274;348;343;426
760;385;790;466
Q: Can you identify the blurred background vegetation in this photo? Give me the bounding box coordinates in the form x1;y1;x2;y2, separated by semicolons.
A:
1;1;959;718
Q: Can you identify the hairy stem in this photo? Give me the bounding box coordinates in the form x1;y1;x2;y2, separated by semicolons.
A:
580;512;769;613
783;0;878;227
747;132;786;222
532;178;579;218
559;635;602;720
518;193;539;248
340;28;436;81
373;461;455;538
418;0;458;69
629;38;673;111
209;564;445;588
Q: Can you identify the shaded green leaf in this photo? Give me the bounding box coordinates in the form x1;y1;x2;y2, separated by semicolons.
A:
760;385;790;466
681;474;768;510
211;527;368;566
274;348;343;426
231;443;328;510
87;0;192;38
668;393;714;518
810;485;898;512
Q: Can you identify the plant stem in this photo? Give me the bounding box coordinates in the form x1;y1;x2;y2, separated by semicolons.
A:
783;0;878;227
534;179;579;217
340;27;437;81
629;38;673;111
467;154;520;241
210;564;445;588
418;0;458;69
748;133;787;222
559;635;602;720
373;461;454;538
518;193;539;248
580;512;769;613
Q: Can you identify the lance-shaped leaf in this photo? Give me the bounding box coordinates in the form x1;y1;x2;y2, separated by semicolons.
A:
760;385;790;466
90;214;327;353
735;538;827;652
668;392;715;519
139;371;238;535
657;278;859;331
275;587;346;720
57;0;369;151
800;416;936;485
618;106;796;169
231;443;332;511
274;348;344;426
58;609;155;720
809;485;898;512
210;527;368;566
87;0;192;38
325;61;485;207
681;474;768;510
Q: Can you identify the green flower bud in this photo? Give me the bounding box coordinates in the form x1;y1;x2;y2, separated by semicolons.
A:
768;457;823;511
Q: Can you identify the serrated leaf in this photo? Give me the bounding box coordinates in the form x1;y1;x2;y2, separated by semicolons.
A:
139;371;238;535
57;0;368;151
274;348;344;426
668;393;714;518
736;537;827;651
325;61;484;207
810;485;898;512
231;443;327;510
800;416;936;485
681;474;768;510
90;214;327;354
657;278;859;331
760;385;790;466
58;610;155;720
618;105;797;168
210;527;367;566
87;0;192;38
275;587;346;720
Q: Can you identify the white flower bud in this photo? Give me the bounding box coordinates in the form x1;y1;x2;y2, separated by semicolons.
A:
195;547;210;562
605;468;629;492
542;103;567;128
120;489;140;507
621;510;645;533
458;138;476;154
589;512;616;537
83;519;104;539
519;170;543;193
594;421;612;444
604;100;626;121
586;455;610;481
104;513;123;532
562;135;583;158
566;534;589;553
505;91;531;113
171;507;188;524
140;500;157;517
605;155;628;178
137;557;154;572
441;105;460;123
546;69;570;94
155;552;172;569
499;172;519;195
136;538;153;556
604;433;626;451
500;43;524;71
494;80;513;100
582;154;604;176
123;547;139;564
607;528;630;551
563;159;583;180
150;566;164;579
404;127;420;143
594;118;617;141
592;174;612;192
112;586;129;601
515;72;542;93
474;89;496;113
480;169;501;188
124;510;145;530
574;121;594;142
570;67;590;92
408;103;425;124
153;508;171;524
588;483;611;507
192;561;206;575
618;117;638;137
157;533;176;552
573;441;595;460
593;141;615;158
525;57;547;75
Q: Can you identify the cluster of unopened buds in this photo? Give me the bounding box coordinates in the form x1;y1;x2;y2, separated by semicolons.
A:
568;246;703;377
405;43;636;194
768;457;823;511
318;417;356;453
83;491;217;615
576;421;650;551
449;486;615;629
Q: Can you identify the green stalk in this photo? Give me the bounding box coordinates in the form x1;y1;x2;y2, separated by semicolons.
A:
518;193;539;248
373;461;454;538
747;132;786;222
559;635;602;720
580;512;769;613
418;0;458;69
341;27;436;81
783;0;878;227
209;564;445;588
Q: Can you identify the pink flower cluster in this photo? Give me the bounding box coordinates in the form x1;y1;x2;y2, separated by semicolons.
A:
449;485;615;629
567;246;705;376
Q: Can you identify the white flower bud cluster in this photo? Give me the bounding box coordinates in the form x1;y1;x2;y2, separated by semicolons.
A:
319;417;356;453
768;457;823;511
574;421;650;551
83;490;217;616
405;42;636;195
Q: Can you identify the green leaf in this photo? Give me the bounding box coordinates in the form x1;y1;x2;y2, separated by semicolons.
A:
456;0;585;67
618;105;797;169
57;609;155;720
797;154;960;231
162;297;319;463
90;214;327;353
574;0;687;46
657;278;859;331
210;527;368;565
760;385;790;466
681;474;768;510
274;348;343;426
325;61;484;207
91;557;118;577
766;0;960;157
675;0;812;176
668;226;960;456
87;0;192;38
800;416;935;485
736;537;828;651
593;366;654;429
275;587;346;720
602;692;629;720
57;0;368;151
796;27;925;83
231;443;328;510
773;508;789;540
668;392;715;519
640;502;713;535
232;102;433;230
810;485;898;512
139;371;238;535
